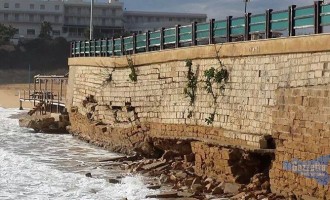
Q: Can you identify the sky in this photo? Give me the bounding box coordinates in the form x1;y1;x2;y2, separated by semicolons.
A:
119;0;320;20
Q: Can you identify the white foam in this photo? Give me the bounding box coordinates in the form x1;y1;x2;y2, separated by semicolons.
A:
0;108;158;200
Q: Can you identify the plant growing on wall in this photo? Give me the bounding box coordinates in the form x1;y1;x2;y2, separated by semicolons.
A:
127;57;137;82
184;59;198;105
203;44;229;125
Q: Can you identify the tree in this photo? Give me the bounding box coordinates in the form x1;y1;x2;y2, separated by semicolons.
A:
0;23;17;45
39;21;53;40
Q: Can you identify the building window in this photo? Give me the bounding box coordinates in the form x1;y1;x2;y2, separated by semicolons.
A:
40;15;45;21
53;30;60;36
4;13;8;21
156;17;160;22
169;18;172;21
112;19;115;25
4;3;9;8
30;4;34;9
15;3;19;8
77;17;81;24
29;14;34;22
55;5;59;10
102;18;106;26
77;7;81;14
64;17;69;23
15;14;19;21
112;9;116;15
40;4;45;10
27;29;35;35
102;9;106;15
148;17;152;22
55;16;59;23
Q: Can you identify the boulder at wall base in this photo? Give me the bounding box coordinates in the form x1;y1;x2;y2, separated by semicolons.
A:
134;141;163;158
28;118;68;133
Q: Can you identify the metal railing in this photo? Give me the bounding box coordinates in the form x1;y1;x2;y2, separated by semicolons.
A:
70;1;330;57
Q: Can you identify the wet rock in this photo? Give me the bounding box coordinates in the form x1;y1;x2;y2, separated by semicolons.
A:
109;178;120;184
85;172;92;178
183;153;195;162
159;174;168;183
261;181;270;191
142;160;167;171
147;185;161;190
175;171;187;179
223;183;241;195
191;183;203;193
184;177;195;186
211;186;224;195
161;150;177;160
145;192;180;198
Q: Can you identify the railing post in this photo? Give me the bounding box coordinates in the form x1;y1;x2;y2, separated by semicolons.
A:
111;37;115;57
98;39;102;57
132;33;137;54
209;19;215;44
192;21;197;46
160;27;165;50
314;0;322;34
105;38;109;57
146;30;150;52
175;24;180;48
266;9;273;39
120;36;124;55
79;41;82;57
93;39;96;56
245;13;251;41
226;16;232;42
70;41;74;57
88;40;91;57
289;5;296;36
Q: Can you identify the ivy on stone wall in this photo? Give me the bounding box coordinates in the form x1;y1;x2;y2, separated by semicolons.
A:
127;57;137;82
184;59;198;106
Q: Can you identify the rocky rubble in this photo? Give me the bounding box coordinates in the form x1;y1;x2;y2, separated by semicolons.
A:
19;113;70;133
100;150;286;200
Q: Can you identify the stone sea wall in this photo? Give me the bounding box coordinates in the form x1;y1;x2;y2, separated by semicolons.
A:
67;34;330;199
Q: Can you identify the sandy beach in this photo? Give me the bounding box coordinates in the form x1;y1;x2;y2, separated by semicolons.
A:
0;84;35;109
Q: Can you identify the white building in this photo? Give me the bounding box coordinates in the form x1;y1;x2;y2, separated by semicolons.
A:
0;0;64;39
0;0;207;41
124;11;207;33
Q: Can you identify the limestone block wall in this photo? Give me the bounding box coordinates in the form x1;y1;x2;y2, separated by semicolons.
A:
270;86;330;199
68;41;330;150
67;34;330;197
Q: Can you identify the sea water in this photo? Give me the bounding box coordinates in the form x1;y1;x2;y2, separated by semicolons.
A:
0;108;158;200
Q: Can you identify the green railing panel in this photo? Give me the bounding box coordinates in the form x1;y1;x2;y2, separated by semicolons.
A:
95;40;101;52
231;26;245;35
196;31;209;39
271;20;288;30
113;38;121;54
250;23;265;33
149;31;160;39
321;14;330;25
179;33;192;42
250;14;265;24
271;11;289;21
75;43;80;54
295;6;314;18
180;26;192;34
321;4;330;14
196;23;209;31
214;29;226;37
231;17;245;26
295;17;314;28
164;35;176;44
164;28;175;36
214;20;226;29
84;41;90;53
107;40;113;55
101;40;107;52
136;34;146;49
149;38;160;46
